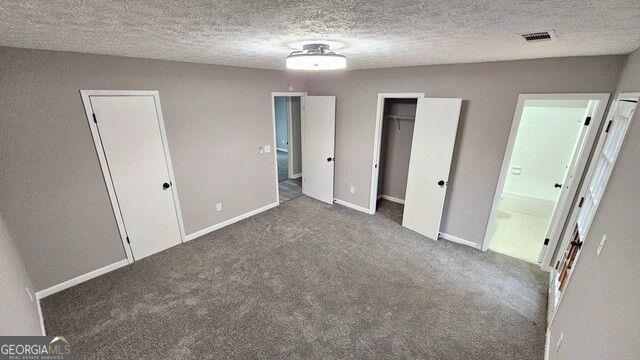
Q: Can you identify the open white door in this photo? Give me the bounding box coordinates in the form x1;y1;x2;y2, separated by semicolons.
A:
301;96;336;204
88;94;183;260
403;98;462;240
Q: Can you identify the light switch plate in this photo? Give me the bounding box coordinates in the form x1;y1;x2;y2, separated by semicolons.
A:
264;145;271;153
349;186;355;194
216;203;222;212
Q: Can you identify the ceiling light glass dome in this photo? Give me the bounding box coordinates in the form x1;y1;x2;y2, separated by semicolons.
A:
286;43;346;70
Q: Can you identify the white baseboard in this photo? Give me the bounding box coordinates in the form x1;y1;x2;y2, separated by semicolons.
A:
37;297;46;335
36;259;130;300
544;330;550;360
439;232;482;250
378;194;405;204
186;202;278;241
334;198;374;214
289;172;302;179
276;148;288;153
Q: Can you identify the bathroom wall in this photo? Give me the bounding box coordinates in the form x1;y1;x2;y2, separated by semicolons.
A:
504;101;589;203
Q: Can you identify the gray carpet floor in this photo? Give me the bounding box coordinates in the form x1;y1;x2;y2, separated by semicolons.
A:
41;196;547;360
277;150;288;182
376;198;404;225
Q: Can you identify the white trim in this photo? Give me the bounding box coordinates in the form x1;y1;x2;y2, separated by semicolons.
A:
290;172;302;179
271;92;307;204
439;232;482;249
369;93;425;214
544;330;551;360
37;298;46;335
185;202;278;241
378;194;405;204
334;198;374;214
79;90;187;262
276;147;288;153
481;93;610;264
36;259;129;299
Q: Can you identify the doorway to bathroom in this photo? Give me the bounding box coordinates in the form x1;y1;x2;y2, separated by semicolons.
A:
483;93;609;265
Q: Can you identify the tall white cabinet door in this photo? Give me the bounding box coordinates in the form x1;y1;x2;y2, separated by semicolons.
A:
90;95;182;260
403;98;462;240
301;96;336;204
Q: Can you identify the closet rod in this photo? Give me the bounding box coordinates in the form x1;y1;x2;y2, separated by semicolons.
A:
386;114;415;131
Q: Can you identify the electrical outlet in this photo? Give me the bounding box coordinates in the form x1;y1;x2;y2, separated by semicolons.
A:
264;145;271;153
216;203;222;212
349;186;355;194
26;286;34;302
288;85;294;92
556;332;563;352
596;234;607;256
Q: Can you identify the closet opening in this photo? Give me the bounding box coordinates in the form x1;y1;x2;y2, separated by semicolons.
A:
374;97;418;224
482;93;610;266
272;93;306;203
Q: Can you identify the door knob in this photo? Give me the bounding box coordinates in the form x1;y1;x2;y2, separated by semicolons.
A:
327;157;333;162
554;183;562;188
437;180;445;187
162;182;171;190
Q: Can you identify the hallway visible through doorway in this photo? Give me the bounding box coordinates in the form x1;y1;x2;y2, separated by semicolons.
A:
274;95;303;203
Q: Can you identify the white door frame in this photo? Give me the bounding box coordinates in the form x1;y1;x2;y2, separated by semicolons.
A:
80;90;186;263
481;93;610;266
369;92;425;213
271;92;307;203
548;92;639;326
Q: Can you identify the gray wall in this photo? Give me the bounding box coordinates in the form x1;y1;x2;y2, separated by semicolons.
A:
0;214;42;335
290;97;303;175
274;97;289;151
307;56;625;244
378;98;417;200
548;48;640;360
0;46;306;291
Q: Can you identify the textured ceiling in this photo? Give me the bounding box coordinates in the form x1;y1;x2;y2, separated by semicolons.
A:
1;1;639;70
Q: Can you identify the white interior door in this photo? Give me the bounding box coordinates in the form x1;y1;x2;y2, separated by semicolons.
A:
90;95;182;260
403;98;462;240
301;96;336;204
538;104;594;265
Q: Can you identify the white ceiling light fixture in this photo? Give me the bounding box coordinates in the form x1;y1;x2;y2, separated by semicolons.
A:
286;43;347;70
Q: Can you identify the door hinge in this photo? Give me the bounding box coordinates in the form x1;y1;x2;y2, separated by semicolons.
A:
578;197;584;208
605;120;613;133
544;238;550;245
126;236;130;244
584;116;591;126
92;113;97;123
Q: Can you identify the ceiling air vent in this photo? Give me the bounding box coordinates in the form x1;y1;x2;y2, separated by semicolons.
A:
522;30;556;42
